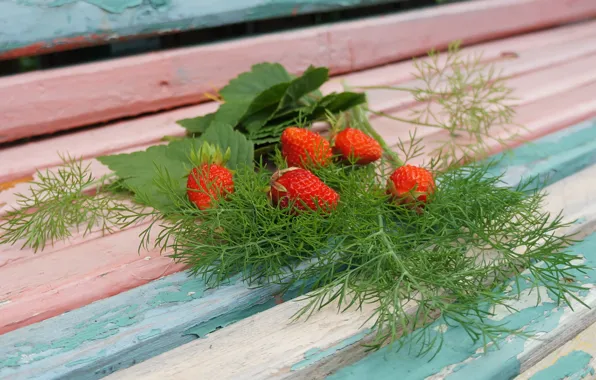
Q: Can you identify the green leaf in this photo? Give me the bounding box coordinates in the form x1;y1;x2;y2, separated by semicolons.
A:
309;92;367;118
219;63;292;103
97;124;254;210
177;113;215;134
244;104;281;134
244;82;291;117
201;123;254;170
98;139;200;210
277;66;328;110
212;101;252;127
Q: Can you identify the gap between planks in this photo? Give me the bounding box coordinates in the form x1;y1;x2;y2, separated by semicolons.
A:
0;0;595;143
3;58;596;335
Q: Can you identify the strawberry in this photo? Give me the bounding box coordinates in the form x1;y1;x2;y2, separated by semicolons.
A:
387;165;435;204
269;167;339;213
333;127;382;165
186;142;234;210
281;127;332;168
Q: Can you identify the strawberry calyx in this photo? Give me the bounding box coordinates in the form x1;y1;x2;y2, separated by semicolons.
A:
188;141;232;169
269;167;302;193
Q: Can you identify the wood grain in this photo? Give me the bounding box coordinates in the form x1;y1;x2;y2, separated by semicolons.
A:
515;321;596;379
1;0;595;143
102;154;596;380
2;119;594;380
0;0;401;59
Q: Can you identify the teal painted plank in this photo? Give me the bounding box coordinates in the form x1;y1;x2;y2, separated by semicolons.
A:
2;117;596;380
529;351;595;380
488;118;596;189
0;0;409;59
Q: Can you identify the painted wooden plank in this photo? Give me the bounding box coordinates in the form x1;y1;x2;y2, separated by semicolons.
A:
515;321;596;379
99;153;596;380
3;66;596;335
4;29;596;185
1;0;596;143
1;119;593;380
0;0;405;59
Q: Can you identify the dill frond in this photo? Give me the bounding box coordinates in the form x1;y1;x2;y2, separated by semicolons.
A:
359;41;521;170
0;154;143;252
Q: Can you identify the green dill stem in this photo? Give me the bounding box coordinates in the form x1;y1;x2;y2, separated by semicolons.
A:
366;107;440;129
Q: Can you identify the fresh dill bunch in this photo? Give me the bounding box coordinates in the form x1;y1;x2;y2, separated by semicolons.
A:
138;155;588;354
358;40;520;170
0;154;141;252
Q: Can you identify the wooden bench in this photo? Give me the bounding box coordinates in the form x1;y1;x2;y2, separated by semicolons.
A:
2;0;596;379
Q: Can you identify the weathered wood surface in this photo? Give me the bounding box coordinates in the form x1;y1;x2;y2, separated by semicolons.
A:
0;0;404;60
3;17;596;183
516;321;596;379
99;136;596;380
3;24;596;338
1;117;595;380
1;0;596;143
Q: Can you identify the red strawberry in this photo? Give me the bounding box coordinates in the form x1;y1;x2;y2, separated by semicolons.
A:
333;128;382;165
387;165;435;204
186;142;234;210
281;127;332;168
269;167;339;213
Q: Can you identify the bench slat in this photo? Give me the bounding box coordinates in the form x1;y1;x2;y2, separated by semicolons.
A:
1;119;594;380
515;320;596;379
0;0;404;60
1;0;595;143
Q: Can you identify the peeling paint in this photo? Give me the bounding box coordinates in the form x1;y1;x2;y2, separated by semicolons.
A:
65;349;108;368
0;305;140;369
149;278;205;307
184;298;278;339
47;0;143;14
136;329;161;342
529;350;594;380
2;0;392;57
291;329;372;371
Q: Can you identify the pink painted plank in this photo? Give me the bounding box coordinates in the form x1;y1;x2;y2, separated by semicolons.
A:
1;0;595;143
3;78;596;334
4;25;596;186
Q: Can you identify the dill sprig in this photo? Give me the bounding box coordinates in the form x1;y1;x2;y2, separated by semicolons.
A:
358;41;521;170
131;156;587;353
0;154;141;252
